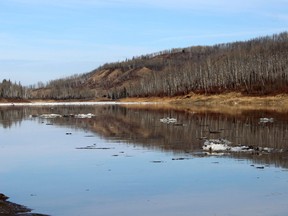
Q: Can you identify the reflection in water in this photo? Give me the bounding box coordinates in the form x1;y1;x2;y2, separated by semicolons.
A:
0;107;28;128
1;105;288;168
1;105;288;216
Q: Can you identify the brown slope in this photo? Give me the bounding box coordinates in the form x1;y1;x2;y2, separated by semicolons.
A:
87;66;153;90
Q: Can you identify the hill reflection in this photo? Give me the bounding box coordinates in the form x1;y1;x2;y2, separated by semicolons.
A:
1;105;288;168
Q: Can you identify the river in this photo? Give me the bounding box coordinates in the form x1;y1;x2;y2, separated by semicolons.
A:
0;104;288;216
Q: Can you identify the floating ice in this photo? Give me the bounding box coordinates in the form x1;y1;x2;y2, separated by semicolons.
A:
74;113;95;118
203;139;277;153
203;139;232;151
160;117;177;124
259;117;274;123
38;113;95;119
39;114;62;119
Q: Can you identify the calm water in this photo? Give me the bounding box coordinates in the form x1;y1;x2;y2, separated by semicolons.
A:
0;105;288;216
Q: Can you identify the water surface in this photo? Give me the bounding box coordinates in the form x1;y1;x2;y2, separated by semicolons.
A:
0;105;288;216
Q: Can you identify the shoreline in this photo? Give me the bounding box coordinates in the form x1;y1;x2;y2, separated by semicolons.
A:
0;193;47;216
120;92;288;111
0;101;158;107
120;92;288;104
1;92;288;111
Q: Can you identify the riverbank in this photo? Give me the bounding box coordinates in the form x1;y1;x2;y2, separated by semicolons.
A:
118;92;288;113
120;92;288;105
1;92;288;111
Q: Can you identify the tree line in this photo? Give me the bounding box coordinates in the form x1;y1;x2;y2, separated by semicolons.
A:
0;79;30;99
30;73;96;100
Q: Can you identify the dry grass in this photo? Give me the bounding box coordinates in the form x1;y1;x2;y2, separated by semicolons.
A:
119;92;288;113
0;98;31;103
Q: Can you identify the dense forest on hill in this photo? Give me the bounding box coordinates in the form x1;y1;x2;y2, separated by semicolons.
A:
103;31;288;98
1;32;288;100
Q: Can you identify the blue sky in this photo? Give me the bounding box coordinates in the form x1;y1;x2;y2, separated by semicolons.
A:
0;0;287;86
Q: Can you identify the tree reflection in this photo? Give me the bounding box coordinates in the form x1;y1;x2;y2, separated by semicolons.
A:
1;105;288;168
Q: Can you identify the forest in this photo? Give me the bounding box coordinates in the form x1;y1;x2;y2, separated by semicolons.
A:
0;79;30;99
1;32;288;100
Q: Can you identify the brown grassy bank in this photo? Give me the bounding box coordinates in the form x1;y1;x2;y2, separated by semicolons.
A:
2;92;288;113
119;92;288;113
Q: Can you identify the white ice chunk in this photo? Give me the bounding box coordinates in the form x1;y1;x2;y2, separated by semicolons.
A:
202;139;231;151
202;139;276;153
74;113;95;118
259;117;274;123
39;114;62;119
160;117;177;124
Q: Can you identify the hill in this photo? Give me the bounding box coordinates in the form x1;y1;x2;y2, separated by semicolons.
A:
2;32;288;101
90;32;288;99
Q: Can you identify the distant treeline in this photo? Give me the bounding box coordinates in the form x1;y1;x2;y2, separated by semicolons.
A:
31;73;95;100
1;32;288;100
0;79;30;99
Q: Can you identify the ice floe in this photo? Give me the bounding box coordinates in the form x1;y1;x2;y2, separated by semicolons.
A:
202;139;277;153
259;117;274;123
74;113;95;118
160;117;177;124
37;113;95;119
203;139;232;151
39;114;62;119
